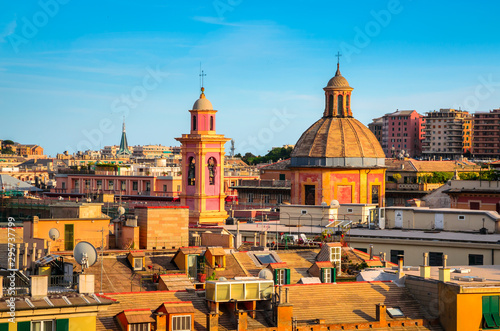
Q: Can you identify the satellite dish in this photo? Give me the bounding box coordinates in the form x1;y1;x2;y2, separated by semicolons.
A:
321;202;328;206
48;228;60;241
218;277;228;281
258;269;274;280
330;200;340;208
117;206;125;216
73;241;98;273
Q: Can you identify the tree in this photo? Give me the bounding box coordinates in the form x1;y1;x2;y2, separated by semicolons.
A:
392;173;401;183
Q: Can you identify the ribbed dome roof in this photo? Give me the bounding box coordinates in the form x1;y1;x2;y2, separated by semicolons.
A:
192;88;213;110
326;65;350;88
291;117;385;166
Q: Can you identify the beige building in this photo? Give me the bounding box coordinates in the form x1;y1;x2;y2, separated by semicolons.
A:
132;144;174;158
383;206;500;233
348;228;500;266
422;108;471;160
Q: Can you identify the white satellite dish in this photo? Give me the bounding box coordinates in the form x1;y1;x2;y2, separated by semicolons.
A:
258;269;274;280
218;277;228;281
330;200;340;208
117;206;126;216
48;228;60;241
73;241;98;273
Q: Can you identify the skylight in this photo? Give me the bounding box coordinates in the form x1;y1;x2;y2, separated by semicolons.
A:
256;254;277;264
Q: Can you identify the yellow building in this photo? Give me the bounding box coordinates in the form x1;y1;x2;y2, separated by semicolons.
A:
290;63;386;206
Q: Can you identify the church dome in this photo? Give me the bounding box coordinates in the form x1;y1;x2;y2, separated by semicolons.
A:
291;65;384;168
192;88;213;110
291;117;385;167
326;66;350;88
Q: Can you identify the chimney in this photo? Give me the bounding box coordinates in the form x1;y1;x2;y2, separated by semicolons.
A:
207;312;219;331
369;245;374;260
253;233;258;247
397;255;405;278
30;275;48;299
376;303;387;327
439;254;450;282
420;252;430;278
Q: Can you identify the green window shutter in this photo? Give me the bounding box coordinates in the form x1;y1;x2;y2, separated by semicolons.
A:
56;318;69;331
320;268;324;283
274;269;278;283
484;296;492;314
0;323;9;331
285;269;290;285
492;296;500;327
332;268;336;283
17;321;31;331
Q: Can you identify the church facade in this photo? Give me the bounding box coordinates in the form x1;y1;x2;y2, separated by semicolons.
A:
290;64;386;206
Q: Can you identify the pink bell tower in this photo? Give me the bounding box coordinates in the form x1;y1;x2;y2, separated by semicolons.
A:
175;87;230;225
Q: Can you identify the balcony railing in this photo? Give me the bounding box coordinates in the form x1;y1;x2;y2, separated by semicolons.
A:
48;274;79;294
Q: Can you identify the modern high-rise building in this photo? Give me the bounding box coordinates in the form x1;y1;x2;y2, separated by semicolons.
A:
421;108;471;160
472;108;500;159
369;110;424;158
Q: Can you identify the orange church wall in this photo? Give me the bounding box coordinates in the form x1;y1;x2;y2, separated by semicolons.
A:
291;167;386;206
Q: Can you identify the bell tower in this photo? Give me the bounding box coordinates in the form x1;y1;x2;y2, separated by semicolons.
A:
175;87;230;225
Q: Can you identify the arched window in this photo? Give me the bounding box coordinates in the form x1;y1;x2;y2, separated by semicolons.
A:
337;95;344;117
187;157;195;186
210;116;214;131
346;95;350;112
207;157;217;185
328;95;334;116
192;116;197;131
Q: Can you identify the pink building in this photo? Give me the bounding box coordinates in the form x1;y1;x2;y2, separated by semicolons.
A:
381;110;425;158
54;173;181;198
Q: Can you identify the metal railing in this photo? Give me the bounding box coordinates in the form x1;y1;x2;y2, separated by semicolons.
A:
48;274;79;293
2;274;30;297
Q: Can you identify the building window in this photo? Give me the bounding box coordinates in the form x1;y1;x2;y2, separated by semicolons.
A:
121;181;126;191
347;208;353;213
85;180;90;189
210;116;214;131
188;157;196;186
130;323;151;331
163;185;167;192
458;215;465;220
469;254;484;266
192;115;197;131
132;181;138;191
31;320;55;331
172;315;192;331
321;268;336;283
74;180;79;190
207;157;217;185
274;268;290;285
390;250;404;265
263;194;270;204
330;246;341;264
482;296;500;329
371;185;379;204
337;94;344;115
96;180;102;190
277;194;283;204
279;173;286;181
108;180;114;190
247;193;254;203
429;252;443;266
145;182;150;192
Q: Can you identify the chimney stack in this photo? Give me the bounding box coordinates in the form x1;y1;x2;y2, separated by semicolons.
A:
397;255;405;278
439;254;450;282
369;245;374;260
420;252;430;278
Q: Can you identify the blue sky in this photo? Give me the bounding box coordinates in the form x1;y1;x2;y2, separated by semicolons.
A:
1;1;500;156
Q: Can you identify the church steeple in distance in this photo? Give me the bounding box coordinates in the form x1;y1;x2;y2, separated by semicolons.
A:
323;51;353;118
117;117;132;156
